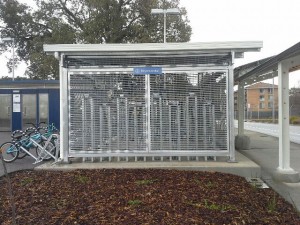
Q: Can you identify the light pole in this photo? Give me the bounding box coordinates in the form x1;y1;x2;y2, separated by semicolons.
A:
1;37;15;81
272;77;275;123
151;8;180;43
257;102;260;120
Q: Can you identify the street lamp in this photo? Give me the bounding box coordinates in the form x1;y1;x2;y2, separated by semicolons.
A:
151;8;180;43
1;37;15;81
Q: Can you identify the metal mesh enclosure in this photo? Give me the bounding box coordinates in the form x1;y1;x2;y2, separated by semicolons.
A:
150;72;228;152
69;73;147;154
65;54;231;68
69;70;228;156
44;41;265;162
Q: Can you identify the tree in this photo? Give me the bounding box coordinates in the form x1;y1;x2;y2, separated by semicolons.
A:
0;0;192;80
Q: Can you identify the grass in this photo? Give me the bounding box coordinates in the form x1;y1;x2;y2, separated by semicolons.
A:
186;200;236;212
20;177;33;186
267;194;277;212
135;179;158;185
128;199;142;206
75;175;90;184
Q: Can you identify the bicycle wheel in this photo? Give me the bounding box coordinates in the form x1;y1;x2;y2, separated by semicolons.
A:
36;141;56;161
17;148;28;159
0;142;19;163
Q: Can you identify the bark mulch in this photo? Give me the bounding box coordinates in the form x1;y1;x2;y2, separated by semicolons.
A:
0;169;300;225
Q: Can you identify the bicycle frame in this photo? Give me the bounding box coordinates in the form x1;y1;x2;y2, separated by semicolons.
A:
16;134;58;164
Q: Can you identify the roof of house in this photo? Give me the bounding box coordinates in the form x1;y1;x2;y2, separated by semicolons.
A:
0;80;59;89
245;82;278;90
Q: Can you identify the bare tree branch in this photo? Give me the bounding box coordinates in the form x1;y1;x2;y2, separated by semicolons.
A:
57;0;84;30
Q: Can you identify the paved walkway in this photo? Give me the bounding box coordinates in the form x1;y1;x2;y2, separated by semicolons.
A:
235;120;300;144
239;129;300;211
0;132;43;177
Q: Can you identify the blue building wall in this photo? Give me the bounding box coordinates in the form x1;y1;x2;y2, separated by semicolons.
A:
0;80;60;132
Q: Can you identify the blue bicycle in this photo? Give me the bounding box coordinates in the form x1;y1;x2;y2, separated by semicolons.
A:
0;123;59;163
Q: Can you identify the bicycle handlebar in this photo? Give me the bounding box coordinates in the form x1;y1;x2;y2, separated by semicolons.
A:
25;122;46;129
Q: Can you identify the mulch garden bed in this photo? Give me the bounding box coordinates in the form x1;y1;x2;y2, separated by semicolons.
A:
0;169;299;225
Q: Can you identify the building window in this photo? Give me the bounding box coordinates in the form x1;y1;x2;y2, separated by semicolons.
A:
268;102;273;108
268;88;273;94
259;102;265;109
268;95;273;101
259;95;265;101
260;88;265;94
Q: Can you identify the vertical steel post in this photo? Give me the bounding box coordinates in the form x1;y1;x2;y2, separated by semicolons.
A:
238;82;245;135
159;97;163;150
169;105;172;149
186;96;189;150
117;98;120;150
134;106;137;150
12;38;15;81
151;96;155;149
212;105;216;148
125;97;129;151
145;75;151;152
99;105;103;150
177;104;181;151
107;106;112;151
278;62;291;170
59;54;69;162
275;59;299;182
194;96;198;150
228;53;236;162
272;77;275;123
82;98;86;151
203;105;207;149
258;101;260;120
90;98;95;150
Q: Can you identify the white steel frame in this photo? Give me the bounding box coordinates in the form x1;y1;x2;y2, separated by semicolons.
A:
65;66;232;160
44;41;263;163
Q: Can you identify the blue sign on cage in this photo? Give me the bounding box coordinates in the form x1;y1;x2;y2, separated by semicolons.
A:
133;67;162;75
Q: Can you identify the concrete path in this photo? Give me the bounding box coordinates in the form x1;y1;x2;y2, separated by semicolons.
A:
239;129;300;211
0;132;44;177
235;120;300;144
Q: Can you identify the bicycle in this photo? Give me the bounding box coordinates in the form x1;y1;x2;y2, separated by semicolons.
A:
1;123;59;163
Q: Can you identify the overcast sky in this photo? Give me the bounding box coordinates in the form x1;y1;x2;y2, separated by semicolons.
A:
1;0;300;87
180;0;300;86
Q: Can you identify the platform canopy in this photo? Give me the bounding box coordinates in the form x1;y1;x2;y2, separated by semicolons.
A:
234;41;300;183
234;41;300;85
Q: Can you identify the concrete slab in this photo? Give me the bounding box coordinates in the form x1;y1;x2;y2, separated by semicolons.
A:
238;129;300;212
35;151;261;178
0;132;44;177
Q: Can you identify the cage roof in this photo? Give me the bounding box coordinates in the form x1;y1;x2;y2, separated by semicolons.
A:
44;41;262;56
44;41;262;68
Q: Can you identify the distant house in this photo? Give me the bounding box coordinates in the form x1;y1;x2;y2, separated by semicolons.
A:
235;82;278;120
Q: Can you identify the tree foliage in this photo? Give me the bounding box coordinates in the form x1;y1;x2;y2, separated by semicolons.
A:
0;0;192;79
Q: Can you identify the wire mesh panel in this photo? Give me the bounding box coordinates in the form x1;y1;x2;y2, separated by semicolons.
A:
68;70;228;156
150;71;228;152
69;72;147;154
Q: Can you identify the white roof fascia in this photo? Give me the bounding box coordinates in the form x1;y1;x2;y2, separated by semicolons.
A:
44;41;263;55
